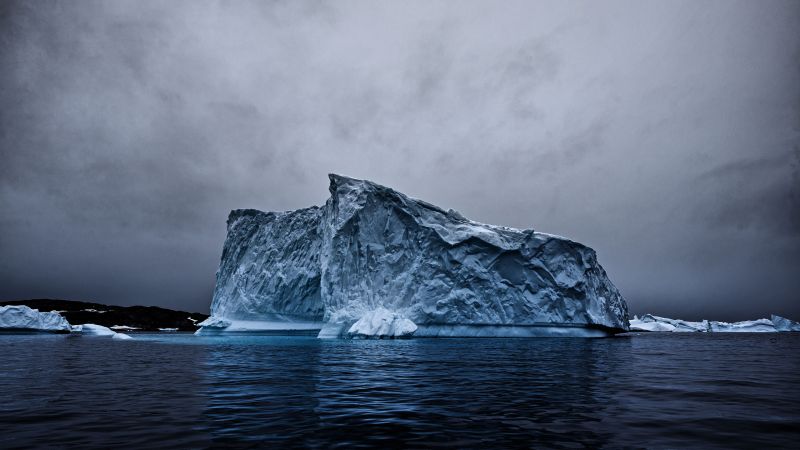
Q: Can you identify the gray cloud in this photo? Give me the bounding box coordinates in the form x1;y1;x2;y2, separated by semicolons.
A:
1;0;798;319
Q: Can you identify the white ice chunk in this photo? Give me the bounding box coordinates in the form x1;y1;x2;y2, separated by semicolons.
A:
112;332;133;340
346;308;417;339
0;305;71;332
196;316;231;329
110;325;139;331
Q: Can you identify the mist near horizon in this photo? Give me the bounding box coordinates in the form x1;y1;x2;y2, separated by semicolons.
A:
1;0;798;320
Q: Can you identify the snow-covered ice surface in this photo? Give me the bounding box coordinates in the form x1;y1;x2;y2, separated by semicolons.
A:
0;305;71;332
629;314;800;332
196;316;231;329
345;307;418;339
112;332;133;340
708;319;777;333
629;314;708;332
628;318;677;332
201;174;630;337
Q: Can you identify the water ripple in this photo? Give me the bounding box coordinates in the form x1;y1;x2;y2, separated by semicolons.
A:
1;333;799;448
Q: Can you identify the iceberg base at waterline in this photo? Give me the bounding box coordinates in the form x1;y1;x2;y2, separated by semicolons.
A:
194;316;323;336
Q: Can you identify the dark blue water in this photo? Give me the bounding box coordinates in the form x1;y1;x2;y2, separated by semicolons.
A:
1;333;798;449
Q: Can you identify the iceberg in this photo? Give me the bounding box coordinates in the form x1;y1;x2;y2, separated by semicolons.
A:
770;315;800;332
112;332;133;340
708;319;777;333
629;314;708;332
629;314;800;332
79;323;117;336
0;305;71;332
79;323;134;339
110;325;140;331
200;174;630;338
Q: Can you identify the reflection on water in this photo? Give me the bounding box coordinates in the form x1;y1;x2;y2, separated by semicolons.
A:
1;333;799;448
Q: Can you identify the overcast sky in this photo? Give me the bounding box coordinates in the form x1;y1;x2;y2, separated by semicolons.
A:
1;0;798;320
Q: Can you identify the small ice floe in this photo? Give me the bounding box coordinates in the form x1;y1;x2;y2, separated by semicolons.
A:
158;328;178;332
82;309;108;313
0;305;71;333
112;333;133;340
110;325;140;331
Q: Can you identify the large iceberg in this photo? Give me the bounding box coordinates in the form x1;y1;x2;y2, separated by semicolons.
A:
0;305;71;333
200;174;630;338
629;314;800;332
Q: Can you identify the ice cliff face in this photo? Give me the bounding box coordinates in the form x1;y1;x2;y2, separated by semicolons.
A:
211;207;324;322
205;174;630;337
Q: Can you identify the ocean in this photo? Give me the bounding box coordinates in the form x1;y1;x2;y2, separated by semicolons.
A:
1;333;798;448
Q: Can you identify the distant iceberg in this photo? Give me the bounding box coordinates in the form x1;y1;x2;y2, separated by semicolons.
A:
199;174;630;338
0;305;71;333
79;323;117;336
629;314;800;332
112;332;133;340
79;323;133;339
771;315;800;332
